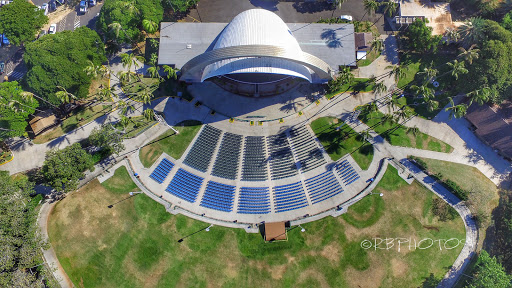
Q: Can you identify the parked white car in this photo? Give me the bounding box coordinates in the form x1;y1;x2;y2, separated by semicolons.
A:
340;15;353;22
49;24;57;34
41;3;49;16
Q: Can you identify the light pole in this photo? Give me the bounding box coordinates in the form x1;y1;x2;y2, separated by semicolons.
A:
177;224;213;243
369;192;384;197
107;191;142;208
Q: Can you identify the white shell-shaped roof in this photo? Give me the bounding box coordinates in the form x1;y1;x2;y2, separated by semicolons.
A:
202;9;312;82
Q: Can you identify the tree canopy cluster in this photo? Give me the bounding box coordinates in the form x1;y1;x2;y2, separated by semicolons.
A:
96;0;163;44
162;0;199;13
0;81;39;139
23;27;106;105
403;19;442;53
41;143;94;193
457;19;512;104
467;250;512;288
0;171;50;287
0;0;48;46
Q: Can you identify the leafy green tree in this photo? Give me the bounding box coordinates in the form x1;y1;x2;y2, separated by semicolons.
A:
405;19;442;53
0;81;39;139
468;250;512;288
446;60;468;80
386;65;408;82
0;171;52;287
23;27;106;105
0;0;48;46
89;124;125;155
142;19;158;34
144;108;155;121
373;81;387;96
445;97;468;119
503;11;512;32
458;17;486;48
41;143;94;193
162;0;198;13
381;1;398;17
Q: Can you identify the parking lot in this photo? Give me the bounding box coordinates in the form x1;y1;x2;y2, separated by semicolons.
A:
186;0;387;34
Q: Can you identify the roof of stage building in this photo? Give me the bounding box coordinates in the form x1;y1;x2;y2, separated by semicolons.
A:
157;21;356;73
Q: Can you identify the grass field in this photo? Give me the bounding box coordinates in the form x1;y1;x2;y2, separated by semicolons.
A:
325;78;375;99
48;165;465;288
33;105;112;144
311;117;374;170
416;157;499;248
114;115;156;139
358;109;453;153
138;120;202;167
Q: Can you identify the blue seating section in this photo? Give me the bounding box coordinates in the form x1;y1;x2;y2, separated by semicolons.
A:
335;160;360;186
268;133;298;180
200;181;236;212
166;169;204;203
273;182;309;213
289;126;326;173
305;171;343;204
149;158;174;184
183;125;222;172
237;187;271;214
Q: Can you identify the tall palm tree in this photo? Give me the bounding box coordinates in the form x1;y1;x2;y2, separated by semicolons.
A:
139;90;152;104
386;65;408;82
117;70;132;84
331;0;347;17
425;99;439;112
118;100;134;115
361;0;379;21
55;86;77;104
458;17;486;48
373;81;387;97
457;44;480;65
393;108;409;123
147;65;160;80
20;91;58;109
119;115;132;130
144;108;155;121
445;97;468;119
97;87;116;102
445;27;461;44
84;60;108;79
406;126;420;136
446;60;468;80
108;22;134;45
411;84;434;101
387;94;401;113
162;65;178;80
370;38;384;52
418;63;438;84
120;0;139;15
360;129;372;142
142;19;158;34
382;1;398;17
466;87;491;106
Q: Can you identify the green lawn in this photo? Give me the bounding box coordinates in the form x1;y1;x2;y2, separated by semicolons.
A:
310;117;374;170
138;120;202;167
326;78;375;99
358;108;453;153
33;105;112;144
357;50;381;67
114;115;156;139
397;52;455;89
48;165;465;288
101;166;138;194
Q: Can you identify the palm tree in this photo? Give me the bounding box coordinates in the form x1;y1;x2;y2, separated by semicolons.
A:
466;87;491;106
406;126;420;136
418;63;438;84
360;129;372;142
142;19;158;34
147;65;160;80
97;87;116;102
118;100;134;115
411;84;434;101
381;113;394;125
445;27;461;44
445;97;468;119
331;0;347;17
425;99;439;112
144;108;155;121
120;0;139;15
457;44;480;65
108;22;134;45
119;115;132;130
370;38;384;52
84;60;109;79
387;94;401;113
361;0;379;20
393;108;409;123
386;65;408;82
382;1;398;17
55;86;77;104
446;60;468;80
162;65;178;80
117;70;132;85
139;90;152;104
458;17;486;48
373;81;387;97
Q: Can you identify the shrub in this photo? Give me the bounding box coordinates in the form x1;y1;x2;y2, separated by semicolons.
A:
431;198;458;221
442;179;469;200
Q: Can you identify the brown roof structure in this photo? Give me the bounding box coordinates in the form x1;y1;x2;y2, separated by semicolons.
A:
29;110;59;136
466;103;512;159
264;222;287;241
354;32;373;51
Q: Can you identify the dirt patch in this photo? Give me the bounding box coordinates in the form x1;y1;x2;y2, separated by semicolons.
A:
320;243;340;264
344;253;386;288
297;269;330;288
43;6;74;30
391;258;408;278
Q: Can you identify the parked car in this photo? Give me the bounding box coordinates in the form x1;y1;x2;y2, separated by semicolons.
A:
0;62;5;75
79;1;87;14
48;24;57;34
1;34;10;46
89;0;96;6
41;3;49;15
38;30;47;39
340;15;353;22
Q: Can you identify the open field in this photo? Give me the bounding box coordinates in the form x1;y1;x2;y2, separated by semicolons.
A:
325;78;374;99
48;165;465;288
311;117;373;170
33;105;112;144
138;120;202;167
359;108;453;153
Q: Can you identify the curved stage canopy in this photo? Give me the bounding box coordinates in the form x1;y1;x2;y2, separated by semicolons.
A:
158;9;357;84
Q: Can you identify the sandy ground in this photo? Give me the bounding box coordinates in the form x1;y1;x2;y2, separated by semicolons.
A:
41;6;74;31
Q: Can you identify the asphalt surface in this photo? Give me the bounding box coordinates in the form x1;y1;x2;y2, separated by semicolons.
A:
0;1;103;83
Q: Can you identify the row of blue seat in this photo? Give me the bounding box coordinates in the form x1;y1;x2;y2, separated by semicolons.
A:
305;171;344;204
273;182;309;213
336;160;360;186
200;181;236;212
237;187;271;214
166;169;204;203
149;159;174;184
